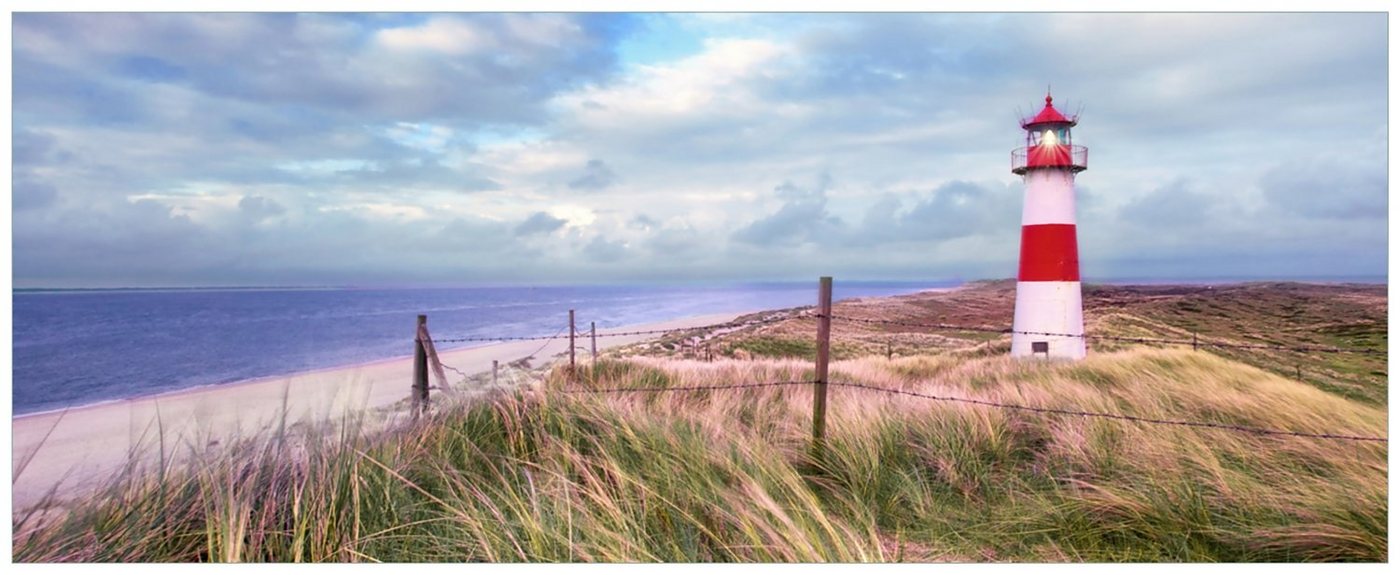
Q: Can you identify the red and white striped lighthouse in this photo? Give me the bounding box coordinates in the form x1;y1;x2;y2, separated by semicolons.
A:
1010;92;1088;360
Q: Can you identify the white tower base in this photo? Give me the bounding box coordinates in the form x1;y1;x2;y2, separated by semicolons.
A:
1010;281;1086;359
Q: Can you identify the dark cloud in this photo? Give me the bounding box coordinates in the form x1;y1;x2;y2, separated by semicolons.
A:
850;181;1020;246
238;195;286;221
732;177;843;247
568;159;618;191
323;159;502;193
12;178;59;211
646;225;705;257
1116;180;1213;228
514;212;568;236
15;14;623;125
1260;160;1386;220
582;236;628;262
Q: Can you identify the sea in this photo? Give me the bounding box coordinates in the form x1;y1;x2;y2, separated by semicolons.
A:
11;281;952;416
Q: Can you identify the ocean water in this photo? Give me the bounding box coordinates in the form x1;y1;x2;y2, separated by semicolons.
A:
11;281;950;415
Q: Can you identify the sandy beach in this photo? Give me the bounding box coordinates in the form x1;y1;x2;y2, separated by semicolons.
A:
11;311;745;512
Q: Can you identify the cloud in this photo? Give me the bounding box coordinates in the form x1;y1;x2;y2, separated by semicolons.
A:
374;17;496;55
568;159;618;191
1260;159;1386;220
582;236;628;262
844;180;1021;247
8;13;1386;286
514;212;569;236
1116;179;1213;228
12;178;59;211
732;176;843;247
238;195;286;221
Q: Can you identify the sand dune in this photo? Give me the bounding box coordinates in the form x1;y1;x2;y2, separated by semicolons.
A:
11;311;743;512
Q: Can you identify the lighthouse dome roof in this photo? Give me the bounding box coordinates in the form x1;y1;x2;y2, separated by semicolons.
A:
1023;93;1077;128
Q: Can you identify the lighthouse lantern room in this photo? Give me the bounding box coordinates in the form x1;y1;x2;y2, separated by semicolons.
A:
1009;92;1087;360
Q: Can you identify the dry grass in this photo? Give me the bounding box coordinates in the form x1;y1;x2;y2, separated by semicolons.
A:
13;331;1387;562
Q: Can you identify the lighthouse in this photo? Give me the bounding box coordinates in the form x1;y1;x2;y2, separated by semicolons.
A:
1010;92;1087;360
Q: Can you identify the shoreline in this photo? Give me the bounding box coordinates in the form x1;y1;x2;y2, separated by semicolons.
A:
11;341;501;421
14;282;957;419
11;310;752;512
11;313;748;421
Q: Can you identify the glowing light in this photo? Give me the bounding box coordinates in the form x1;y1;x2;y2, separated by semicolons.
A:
1041;129;1059;146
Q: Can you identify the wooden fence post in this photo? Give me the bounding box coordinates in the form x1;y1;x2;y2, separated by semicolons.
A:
493;360;499;387
591;321;597;362
812;276;833;461
569;309;576;383
1192;332;1198;352
413;314;429;418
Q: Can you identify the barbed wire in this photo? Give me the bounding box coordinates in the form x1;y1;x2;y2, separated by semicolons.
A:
430;333;568;343
556;377;1387;443
431;316;789;345
1195;341;1386;356
824;381;1387;443
560;380;812;395
438;362;468;380
522;325;570;361
822;314;1384;356
579;316;790;339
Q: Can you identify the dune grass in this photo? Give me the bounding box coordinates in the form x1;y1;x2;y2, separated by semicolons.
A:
12;348;1387;562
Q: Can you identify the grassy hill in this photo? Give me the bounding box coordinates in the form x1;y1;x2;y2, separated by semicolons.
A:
12;283;1388;562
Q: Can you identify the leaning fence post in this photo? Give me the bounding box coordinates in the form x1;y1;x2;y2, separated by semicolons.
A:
569;309;577;383
413;314;429;418
812;276;833;461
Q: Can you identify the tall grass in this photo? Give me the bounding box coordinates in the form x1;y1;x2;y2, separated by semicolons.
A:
13;349;1386;562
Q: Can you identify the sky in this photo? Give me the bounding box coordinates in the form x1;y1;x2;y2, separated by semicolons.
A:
9;12;1389;287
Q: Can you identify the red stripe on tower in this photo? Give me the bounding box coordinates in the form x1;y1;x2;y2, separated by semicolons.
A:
1017;224;1080;281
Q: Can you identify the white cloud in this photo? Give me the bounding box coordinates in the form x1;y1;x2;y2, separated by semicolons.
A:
382;122;456;154
557;38;795;122
375;17;495;55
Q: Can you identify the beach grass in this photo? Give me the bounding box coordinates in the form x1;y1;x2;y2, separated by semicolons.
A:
13;346;1386;562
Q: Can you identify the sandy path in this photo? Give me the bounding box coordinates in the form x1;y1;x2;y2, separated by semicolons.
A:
11;311;744;512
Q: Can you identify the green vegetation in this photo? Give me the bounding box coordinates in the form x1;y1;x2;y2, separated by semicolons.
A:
731;336;818;360
14;349;1386;562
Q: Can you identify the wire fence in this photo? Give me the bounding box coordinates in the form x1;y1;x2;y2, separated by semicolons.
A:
822;314;1385;356
430;317;781;344
558;378;1387;444
428;312;1379;357
561;380;813;395
410;278;1385;444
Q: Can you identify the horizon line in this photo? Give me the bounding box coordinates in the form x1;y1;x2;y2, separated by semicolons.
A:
10;274;1388;293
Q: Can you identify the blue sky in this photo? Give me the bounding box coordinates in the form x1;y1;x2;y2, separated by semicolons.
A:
9;12;1388;287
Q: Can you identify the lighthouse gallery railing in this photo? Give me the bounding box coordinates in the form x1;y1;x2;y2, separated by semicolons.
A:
1011;144;1088;174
